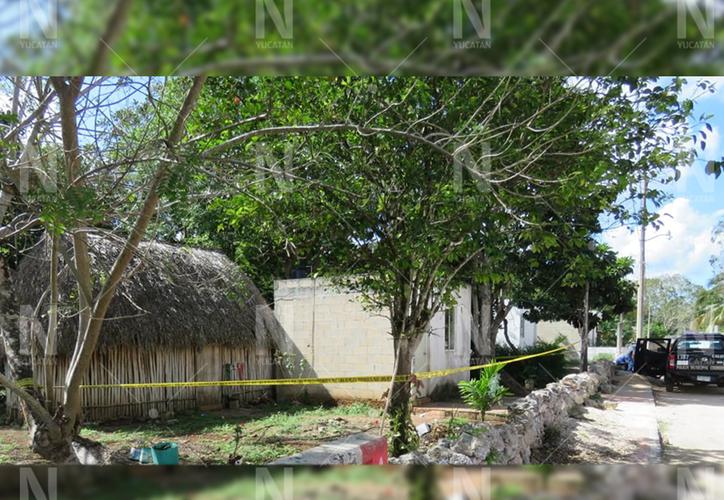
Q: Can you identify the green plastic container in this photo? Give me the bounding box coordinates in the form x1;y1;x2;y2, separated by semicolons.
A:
151;442;179;465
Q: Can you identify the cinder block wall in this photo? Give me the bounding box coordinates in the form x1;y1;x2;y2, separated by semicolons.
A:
274;278;394;399
273;279;471;400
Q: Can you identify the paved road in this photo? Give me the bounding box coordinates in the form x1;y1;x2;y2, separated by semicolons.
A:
652;383;724;464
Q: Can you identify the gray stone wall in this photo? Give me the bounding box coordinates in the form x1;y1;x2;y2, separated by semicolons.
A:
392;361;614;465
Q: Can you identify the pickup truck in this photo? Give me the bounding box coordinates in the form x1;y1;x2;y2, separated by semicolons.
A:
634;333;724;392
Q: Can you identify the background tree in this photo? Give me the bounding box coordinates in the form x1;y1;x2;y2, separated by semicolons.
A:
694;272;724;332
468;76;708;361
644;274;702;335
598;274;703;345
521;243;636;370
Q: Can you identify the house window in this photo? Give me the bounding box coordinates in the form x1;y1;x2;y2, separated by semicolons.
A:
444;308;455;351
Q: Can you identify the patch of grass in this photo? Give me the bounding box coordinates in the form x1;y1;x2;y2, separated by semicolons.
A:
485;448;501;465
78;402;381;465
234;443;298;464
0;441;14;462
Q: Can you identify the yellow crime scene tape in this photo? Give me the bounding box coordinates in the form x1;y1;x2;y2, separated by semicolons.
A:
70;342;576;390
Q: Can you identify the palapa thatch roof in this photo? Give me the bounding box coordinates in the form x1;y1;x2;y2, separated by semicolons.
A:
16;234;272;355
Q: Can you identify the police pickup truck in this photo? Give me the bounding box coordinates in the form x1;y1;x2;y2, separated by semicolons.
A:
633;333;724;392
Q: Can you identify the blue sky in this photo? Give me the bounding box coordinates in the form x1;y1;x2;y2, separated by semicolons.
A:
603;77;724;288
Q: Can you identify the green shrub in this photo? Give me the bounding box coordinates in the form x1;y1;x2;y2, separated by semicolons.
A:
495;340;570;389
458;364;511;419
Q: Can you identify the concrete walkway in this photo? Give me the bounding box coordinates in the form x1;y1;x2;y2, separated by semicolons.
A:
605;372;662;463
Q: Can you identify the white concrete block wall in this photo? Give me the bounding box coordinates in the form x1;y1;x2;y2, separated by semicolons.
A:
273;279;471;400
274;278;394;399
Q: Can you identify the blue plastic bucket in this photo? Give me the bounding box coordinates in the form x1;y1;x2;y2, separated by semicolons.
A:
151;442;179;465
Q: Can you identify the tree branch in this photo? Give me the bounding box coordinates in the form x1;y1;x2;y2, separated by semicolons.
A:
87;0;134;74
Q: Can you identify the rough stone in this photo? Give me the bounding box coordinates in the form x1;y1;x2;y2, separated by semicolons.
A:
452;432;477;456
393;451;430;465
427;443;454;463
447;452;473;465
416;360;613;465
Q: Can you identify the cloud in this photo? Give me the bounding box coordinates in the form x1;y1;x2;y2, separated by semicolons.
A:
603;197;724;285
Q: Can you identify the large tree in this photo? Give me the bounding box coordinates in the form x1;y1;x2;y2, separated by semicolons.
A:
177;77;703;454
0;76;207;461
467;76;709;361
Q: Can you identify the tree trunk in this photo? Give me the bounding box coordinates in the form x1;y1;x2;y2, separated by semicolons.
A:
579;326;589;373
581;281;590;372
44;234;60;410
0;256;34;423
60;76;207;439
387;335;420;456
471;283;494;360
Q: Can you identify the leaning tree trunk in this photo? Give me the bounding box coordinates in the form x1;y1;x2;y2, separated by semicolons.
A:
5;75;208;464
0;256;35;424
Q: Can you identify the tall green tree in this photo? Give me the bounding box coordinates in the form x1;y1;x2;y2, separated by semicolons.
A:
694;273;724;332
177;76;704;454
521;243;636;371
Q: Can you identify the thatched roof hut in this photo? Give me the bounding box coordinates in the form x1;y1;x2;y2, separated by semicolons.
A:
17;235;270;355
16;234;280;421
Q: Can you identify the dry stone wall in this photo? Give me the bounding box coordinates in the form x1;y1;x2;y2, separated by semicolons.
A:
392;361;614;465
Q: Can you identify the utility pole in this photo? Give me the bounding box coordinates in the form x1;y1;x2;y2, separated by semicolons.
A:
635;177;647;340
616;313;623;354
581;280;590;372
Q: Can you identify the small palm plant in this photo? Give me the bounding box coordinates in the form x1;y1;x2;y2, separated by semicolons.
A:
458;364;512;419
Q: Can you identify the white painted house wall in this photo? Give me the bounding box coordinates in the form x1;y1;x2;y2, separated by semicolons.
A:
273;278;471;400
496;307;537;350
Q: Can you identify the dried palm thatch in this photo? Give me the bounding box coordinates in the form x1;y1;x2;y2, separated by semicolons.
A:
16;233;271;355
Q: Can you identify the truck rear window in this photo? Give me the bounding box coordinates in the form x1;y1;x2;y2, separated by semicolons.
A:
677;340;724;351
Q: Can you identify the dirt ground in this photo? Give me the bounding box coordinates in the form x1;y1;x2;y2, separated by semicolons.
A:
531;403;645;464
532;371;660;464
0;402;381;465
